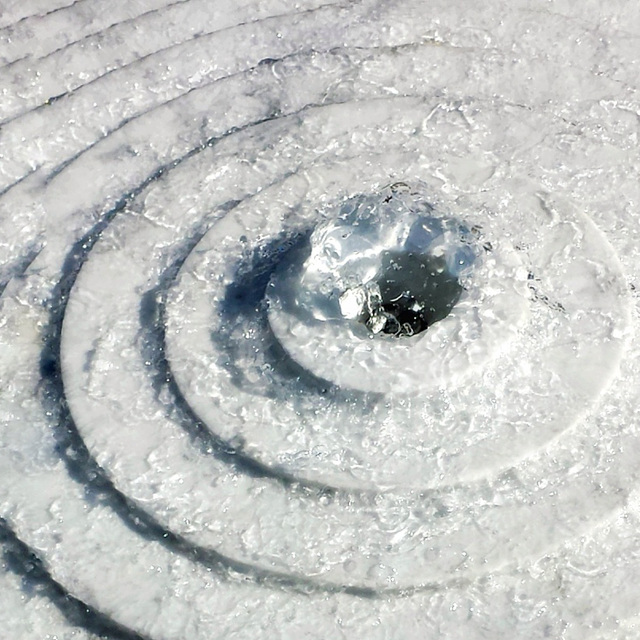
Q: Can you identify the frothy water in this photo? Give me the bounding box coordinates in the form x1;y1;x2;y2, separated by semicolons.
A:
0;1;639;639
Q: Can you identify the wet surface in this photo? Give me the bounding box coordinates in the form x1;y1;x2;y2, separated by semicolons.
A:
1;1;639;639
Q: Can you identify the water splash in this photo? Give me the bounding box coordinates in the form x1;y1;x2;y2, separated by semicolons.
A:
268;183;479;338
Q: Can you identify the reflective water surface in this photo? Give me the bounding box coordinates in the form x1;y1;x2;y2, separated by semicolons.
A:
0;1;639;639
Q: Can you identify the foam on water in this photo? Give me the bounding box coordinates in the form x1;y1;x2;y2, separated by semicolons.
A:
1;1;640;638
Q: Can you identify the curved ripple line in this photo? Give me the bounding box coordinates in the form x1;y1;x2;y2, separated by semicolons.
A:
0;0;181;67
0;0;188;73
0;0;346;126
0;517;151;640
0;31;359;191
137;214;328;488
0;0;87;31
151;221;379;495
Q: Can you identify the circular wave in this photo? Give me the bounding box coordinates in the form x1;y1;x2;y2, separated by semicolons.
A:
1;1;640;638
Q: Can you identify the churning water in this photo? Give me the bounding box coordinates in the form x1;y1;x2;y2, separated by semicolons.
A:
1;1;640;638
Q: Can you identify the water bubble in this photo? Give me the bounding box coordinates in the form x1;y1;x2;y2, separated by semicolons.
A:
271;183;479;338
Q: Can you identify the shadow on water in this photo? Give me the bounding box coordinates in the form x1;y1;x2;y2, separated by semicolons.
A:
372;250;464;337
0;517;151;640
36;212;376;611
137;219;350;496
215;230;342;397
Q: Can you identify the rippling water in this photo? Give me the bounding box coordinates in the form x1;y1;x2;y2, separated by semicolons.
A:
1;1;640;638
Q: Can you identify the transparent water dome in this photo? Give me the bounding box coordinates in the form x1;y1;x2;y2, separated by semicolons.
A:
269;183;478;339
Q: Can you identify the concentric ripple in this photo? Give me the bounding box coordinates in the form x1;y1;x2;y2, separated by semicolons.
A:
1;1;640;638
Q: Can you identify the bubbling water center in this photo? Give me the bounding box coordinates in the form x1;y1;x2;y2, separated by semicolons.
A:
269;183;478;339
